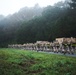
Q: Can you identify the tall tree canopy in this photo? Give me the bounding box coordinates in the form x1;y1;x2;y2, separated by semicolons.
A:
0;1;76;47
69;0;76;9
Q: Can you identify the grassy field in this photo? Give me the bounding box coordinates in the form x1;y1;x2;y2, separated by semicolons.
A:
0;48;76;75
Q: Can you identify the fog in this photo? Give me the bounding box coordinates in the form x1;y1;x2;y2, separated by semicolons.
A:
0;0;64;16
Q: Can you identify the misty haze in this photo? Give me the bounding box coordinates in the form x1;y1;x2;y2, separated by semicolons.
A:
0;0;76;75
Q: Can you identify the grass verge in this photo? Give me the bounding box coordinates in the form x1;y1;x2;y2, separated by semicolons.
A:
0;48;76;75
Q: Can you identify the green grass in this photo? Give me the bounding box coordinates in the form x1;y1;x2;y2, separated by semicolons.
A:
0;48;76;75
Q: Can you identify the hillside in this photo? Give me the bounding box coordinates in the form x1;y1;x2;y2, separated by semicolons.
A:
0;48;76;75
0;1;76;47
16;3;76;44
0;4;43;29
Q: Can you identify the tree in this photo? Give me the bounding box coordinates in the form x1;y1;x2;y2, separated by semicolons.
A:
69;0;76;9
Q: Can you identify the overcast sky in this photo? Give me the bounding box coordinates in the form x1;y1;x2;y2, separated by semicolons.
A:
0;0;64;16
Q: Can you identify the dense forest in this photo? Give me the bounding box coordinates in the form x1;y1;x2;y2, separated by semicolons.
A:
0;0;76;47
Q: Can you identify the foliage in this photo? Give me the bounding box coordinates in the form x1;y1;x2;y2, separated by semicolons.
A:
0;1;76;47
69;0;76;9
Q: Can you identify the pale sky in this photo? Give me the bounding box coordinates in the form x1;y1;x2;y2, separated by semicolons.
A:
0;0;64;16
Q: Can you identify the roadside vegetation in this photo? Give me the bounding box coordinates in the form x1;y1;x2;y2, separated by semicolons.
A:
0;48;76;75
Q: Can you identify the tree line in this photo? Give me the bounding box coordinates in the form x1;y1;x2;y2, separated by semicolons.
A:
0;0;76;47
